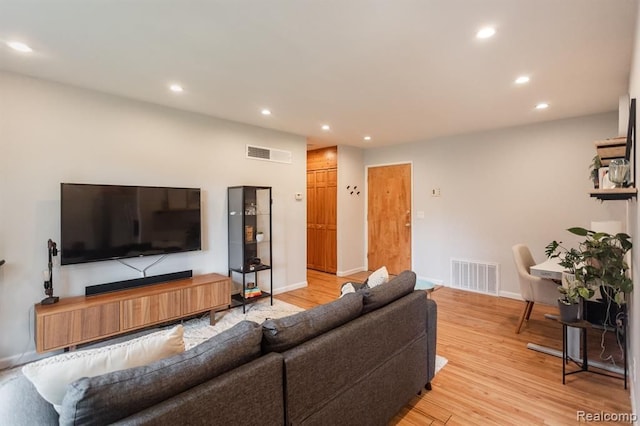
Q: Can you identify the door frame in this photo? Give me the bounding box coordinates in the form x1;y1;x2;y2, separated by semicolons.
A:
364;161;414;272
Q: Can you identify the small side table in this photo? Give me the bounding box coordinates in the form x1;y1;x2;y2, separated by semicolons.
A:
559;319;591;384
415;279;442;299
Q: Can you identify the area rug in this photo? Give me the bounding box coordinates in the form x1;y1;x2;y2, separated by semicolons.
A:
435;355;448;375
181;298;304;349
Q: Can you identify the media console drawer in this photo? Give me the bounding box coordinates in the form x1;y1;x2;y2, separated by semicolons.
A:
35;273;231;353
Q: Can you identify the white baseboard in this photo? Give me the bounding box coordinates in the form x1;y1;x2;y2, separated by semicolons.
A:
272;281;307;295
336;267;366;277
499;291;523;300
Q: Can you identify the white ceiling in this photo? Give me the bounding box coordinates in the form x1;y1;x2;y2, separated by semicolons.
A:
0;0;637;148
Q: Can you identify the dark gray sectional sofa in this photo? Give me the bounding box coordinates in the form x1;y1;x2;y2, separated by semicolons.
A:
0;270;437;425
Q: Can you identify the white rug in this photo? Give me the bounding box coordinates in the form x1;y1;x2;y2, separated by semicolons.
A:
435;355;448;376
181;298;304;350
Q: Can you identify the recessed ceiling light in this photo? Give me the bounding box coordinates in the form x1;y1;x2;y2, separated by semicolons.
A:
476;27;496;39
169;84;184;93
515;76;530;84
363;136;372;141
535;102;549;110
7;41;32;53
261;109;272;116
321;124;330;131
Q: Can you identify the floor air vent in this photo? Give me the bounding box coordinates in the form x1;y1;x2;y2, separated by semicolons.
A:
246;145;292;164
450;259;499;295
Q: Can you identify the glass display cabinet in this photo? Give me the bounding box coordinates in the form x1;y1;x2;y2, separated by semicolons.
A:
227;186;272;312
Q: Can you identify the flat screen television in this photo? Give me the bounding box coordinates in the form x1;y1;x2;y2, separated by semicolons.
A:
61;183;201;265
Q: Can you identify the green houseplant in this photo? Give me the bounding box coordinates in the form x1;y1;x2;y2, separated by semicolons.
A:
546;227;633;307
555;275;592;322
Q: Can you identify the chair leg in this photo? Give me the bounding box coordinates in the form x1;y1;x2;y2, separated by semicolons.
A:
525;301;535;320
516;301;532;334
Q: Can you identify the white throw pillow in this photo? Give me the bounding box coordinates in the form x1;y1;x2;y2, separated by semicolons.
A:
367;266;389;288
22;324;184;413
340;282;356;298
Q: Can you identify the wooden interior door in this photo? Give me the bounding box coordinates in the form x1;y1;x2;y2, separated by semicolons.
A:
306;168;337;273
307;171;318;269
322;169;337;273
367;164;411;275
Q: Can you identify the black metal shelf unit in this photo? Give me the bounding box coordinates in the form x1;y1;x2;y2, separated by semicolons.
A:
227;186;273;313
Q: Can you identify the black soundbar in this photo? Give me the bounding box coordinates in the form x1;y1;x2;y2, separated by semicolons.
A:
85;270;193;296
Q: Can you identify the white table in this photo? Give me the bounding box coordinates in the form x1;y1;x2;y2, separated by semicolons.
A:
528;259;623;375
530;258;564;281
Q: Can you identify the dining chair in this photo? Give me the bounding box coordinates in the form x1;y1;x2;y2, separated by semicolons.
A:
512;244;559;333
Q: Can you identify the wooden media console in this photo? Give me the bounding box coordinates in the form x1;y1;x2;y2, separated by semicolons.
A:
34;273;231;353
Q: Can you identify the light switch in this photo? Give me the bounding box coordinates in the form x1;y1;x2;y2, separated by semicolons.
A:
295;192;303;201
416;211;425;219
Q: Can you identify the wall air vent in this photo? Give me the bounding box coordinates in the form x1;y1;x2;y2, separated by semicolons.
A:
450;258;499;295
246;145;292;164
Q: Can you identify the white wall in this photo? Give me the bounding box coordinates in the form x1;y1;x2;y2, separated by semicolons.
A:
364;112;625;297
626;1;640;415
0;71;307;365
336;145;365;276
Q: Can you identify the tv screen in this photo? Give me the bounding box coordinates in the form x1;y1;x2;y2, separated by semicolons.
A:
61;183;201;265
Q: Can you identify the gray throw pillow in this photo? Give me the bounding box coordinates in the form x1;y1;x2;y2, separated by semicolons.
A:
262;292;363;353
59;320;263;426
361;270;417;314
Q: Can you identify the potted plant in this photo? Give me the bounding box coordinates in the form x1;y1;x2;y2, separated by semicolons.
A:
557;274;593;322
589;154;602;189
546;227;633;322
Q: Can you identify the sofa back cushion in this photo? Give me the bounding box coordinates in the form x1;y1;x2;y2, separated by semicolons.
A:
59;320;263;426
361;270;416;314
262;292;363;353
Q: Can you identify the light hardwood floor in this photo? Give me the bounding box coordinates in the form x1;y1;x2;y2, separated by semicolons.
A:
276;270;632;425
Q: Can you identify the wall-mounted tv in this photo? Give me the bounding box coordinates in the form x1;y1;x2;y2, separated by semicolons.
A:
61;183;201;265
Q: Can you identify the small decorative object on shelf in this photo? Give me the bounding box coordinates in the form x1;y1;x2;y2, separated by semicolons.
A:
228;186;273;313
245;225;254;242
609;159;630;188
244;284;262;299
589;155;602;189
41;239;60;305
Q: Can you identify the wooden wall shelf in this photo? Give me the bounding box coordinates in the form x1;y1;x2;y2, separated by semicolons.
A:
35;272;231;353
589;188;638;200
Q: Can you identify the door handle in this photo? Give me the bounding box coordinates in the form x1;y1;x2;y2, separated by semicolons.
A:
405;223;411;227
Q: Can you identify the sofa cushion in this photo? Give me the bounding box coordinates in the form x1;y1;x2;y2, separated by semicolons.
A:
22;324;184;413
262;292;363;353
59;320;263;426
361;270;417;314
